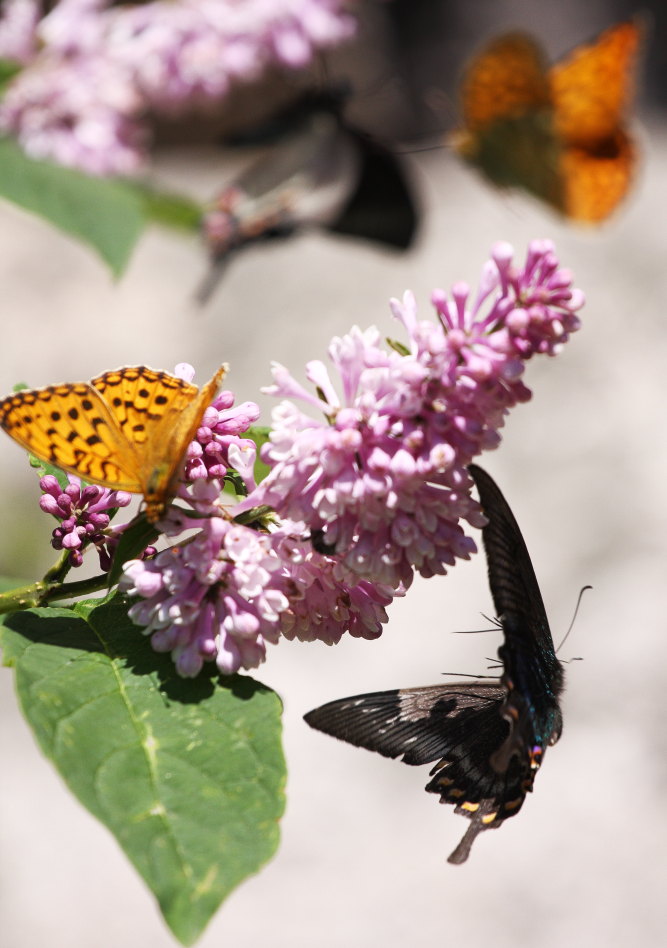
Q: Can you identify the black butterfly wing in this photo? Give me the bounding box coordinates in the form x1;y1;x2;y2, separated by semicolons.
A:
468;464;549;637
468;464;564;771
326;131;419;250
198;96;359;302
305;682;501;764
229;88;418;249
305;682;535;863
198;91;418;302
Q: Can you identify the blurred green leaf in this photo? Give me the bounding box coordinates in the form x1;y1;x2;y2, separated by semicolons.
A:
0;575;31;592
127;179;203;232
0;138;144;275
0;58;21;91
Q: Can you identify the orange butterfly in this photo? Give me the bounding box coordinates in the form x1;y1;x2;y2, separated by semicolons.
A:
0;365;227;523
452;21;641;222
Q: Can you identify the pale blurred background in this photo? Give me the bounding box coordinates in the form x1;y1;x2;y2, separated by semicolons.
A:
2;1;667;946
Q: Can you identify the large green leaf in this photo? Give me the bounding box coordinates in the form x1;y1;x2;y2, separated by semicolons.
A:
0;595;286;944
0;138;145;275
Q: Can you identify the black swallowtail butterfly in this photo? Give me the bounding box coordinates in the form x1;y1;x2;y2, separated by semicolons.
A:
304;464;564;863
198;88;418;302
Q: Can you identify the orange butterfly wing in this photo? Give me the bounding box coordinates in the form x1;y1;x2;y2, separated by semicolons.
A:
454;21;640;223
454;33;562;210
0;380;143;488
459;33;551;134
90;365;227;521
549;21;640;222
0;365;227;523
559;130;636;223
550;21;640;147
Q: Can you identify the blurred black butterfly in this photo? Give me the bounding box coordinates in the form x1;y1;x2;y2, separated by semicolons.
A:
304;463;564;864
197;88;419;302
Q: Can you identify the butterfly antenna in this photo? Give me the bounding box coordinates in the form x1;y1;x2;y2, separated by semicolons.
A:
451;613;501;634
394;139;445;155
451;626;497;634
439;671;499;680
556;585;592;654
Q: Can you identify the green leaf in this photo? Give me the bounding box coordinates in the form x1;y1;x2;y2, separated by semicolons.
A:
386;337;410;357
0;138;145;275
28;454;70;489
126;179;204;232
0;595;286;944
0;58;21;92
247;426;272;484
106;515;159;587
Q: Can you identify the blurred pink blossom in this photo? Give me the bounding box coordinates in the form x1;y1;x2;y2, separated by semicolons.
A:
0;0;356;174
0;0;40;64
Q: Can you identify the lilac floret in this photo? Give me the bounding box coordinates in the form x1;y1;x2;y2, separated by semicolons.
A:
40;473;132;569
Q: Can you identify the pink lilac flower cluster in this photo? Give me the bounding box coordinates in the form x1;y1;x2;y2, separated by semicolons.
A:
244;239;584;590
0;0;356;175
121;515;289;677
120;240;584;676
184;389;261;493
275;525;397;645
40;473;135;569
120;507;396;678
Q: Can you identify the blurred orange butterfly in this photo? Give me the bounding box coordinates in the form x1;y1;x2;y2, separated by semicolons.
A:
452;21;641;222
0;365;227;523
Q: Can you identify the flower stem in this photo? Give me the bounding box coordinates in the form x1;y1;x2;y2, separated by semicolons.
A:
42;550;73;585
0;568;111;615
0;581;51;614
42;573;112;603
